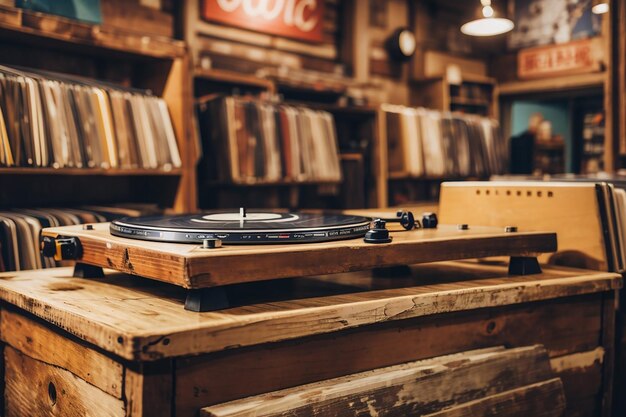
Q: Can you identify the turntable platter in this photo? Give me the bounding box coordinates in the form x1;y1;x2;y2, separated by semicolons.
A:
110;210;372;244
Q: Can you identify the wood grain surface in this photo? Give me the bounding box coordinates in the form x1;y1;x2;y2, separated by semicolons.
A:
4;346;124;417
440;182;609;270
41;223;557;288
0;262;619;361
200;346;560;417
174;292;607;416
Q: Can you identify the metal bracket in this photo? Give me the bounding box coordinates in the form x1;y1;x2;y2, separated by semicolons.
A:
508;257;542;276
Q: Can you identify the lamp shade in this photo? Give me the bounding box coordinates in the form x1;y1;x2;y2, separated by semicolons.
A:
592;0;609;14
461;0;514;37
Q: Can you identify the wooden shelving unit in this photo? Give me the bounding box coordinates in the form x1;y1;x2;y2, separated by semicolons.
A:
0;168;182;176
410;75;497;118
191;66;384;210
0;5;196;211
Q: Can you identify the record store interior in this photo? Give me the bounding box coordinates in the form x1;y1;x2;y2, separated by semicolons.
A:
2;0;626;416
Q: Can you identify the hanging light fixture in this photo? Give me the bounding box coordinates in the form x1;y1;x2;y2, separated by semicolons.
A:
592;0;609;14
461;0;514;37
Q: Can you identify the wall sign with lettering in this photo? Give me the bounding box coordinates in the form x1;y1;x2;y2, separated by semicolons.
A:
517;38;602;79
202;0;324;43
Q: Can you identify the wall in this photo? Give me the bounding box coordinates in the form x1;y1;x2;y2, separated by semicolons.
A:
186;0;342;76
511;100;573;171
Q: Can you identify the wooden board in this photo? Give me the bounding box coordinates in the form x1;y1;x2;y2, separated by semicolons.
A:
439;182;609;270
4;346;124;417
175;292;608;416
0;263;619;361
200;345;563;417
41;223;557;289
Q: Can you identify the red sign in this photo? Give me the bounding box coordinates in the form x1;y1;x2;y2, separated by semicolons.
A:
518;39;602;79
202;0;324;43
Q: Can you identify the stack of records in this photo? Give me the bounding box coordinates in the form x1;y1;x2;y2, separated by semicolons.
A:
0;204;162;272
383;104;507;178
0;65;181;170
197;96;342;184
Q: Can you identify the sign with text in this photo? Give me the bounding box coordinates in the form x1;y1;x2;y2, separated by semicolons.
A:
202;0;324;43
518;38;602;79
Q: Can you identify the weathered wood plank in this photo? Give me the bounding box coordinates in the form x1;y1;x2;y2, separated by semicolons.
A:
600;290;617;417
201;345;554;417
0;309;123;398
101;0;174;38
0;263;617;361
124;362;173;417
175;294;603;416
4;346;125;417
551;348;604;417
423;379;565;417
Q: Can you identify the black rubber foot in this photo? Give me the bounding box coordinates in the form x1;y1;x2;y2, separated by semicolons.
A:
185;287;230;312
508;257;542;275
372;265;412;277
73;263;104;278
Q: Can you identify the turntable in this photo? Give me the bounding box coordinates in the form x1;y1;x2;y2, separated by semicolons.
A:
40;208;557;312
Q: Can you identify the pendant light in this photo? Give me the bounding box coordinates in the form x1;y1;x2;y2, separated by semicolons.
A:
592;0;609;14
461;0;514;37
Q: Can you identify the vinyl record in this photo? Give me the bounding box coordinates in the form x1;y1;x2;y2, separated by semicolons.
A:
110;211;373;244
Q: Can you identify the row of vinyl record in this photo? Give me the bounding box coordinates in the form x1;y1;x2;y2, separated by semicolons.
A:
0;65;181;170
0;205;161;272
384;104;507;178
197;96;341;183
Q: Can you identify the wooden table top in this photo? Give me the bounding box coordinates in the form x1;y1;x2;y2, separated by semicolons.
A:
41;223;557;289
0;262;619;361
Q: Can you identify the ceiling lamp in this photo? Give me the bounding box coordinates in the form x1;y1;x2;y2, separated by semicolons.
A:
592;0;609;14
461;0;514;37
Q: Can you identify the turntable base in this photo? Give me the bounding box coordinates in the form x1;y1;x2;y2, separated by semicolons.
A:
41;222;556;311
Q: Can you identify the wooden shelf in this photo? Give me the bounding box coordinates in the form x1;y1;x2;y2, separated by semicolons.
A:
388;172;483;181
498;73;605;96
450;97;490;107
0;5;185;60
0;167;182;176
194;68;275;92
205;179;341;187
457;74;496;85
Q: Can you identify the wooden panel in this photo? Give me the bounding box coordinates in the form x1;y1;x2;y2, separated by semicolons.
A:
0;5;185;59
201;346;557;417
551;348;605;417
424;379;565;417
4;346;125;417
0;263;619;361
0;309;123;398
175;293;605;416
41;223;557;288
439;182;609;270
124;362;173;417
497;72;605;96
423;50;487;78
101;0;174;38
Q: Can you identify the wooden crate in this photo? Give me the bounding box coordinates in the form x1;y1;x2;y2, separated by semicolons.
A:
0;262;620;416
